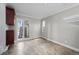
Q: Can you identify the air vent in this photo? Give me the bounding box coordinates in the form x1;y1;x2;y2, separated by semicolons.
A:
64;15;79;22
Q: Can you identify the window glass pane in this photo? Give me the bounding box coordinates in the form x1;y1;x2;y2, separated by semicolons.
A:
42;20;45;27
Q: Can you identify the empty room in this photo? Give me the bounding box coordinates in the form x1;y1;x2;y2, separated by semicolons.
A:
0;3;79;55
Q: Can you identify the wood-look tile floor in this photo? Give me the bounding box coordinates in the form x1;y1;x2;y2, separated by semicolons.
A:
2;38;79;55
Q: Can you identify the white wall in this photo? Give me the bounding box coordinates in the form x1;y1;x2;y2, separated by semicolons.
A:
0;4;6;54
29;18;41;38
41;5;79;51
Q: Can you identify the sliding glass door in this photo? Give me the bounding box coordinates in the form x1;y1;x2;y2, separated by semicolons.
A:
15;17;29;41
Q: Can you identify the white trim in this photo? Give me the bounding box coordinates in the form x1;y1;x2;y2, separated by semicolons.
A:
14;38;33;42
43;37;79;52
0;46;9;55
14;37;40;42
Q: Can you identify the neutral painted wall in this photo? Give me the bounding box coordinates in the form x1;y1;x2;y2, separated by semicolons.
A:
41;5;79;51
29;18;41;39
0;4;6;54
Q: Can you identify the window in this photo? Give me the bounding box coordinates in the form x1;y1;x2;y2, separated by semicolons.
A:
42;20;45;27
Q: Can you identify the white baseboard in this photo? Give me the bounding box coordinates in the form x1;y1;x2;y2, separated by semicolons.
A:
15;37;41;43
15;38;33;42
43;37;79;52
0;46;9;55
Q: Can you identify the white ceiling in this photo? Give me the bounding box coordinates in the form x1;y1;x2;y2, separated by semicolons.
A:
7;3;79;19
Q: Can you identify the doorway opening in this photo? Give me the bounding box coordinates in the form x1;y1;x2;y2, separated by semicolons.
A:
16;17;29;41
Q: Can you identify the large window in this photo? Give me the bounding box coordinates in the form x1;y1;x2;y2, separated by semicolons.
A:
16;17;29;40
42;20;45;27
17;19;23;38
